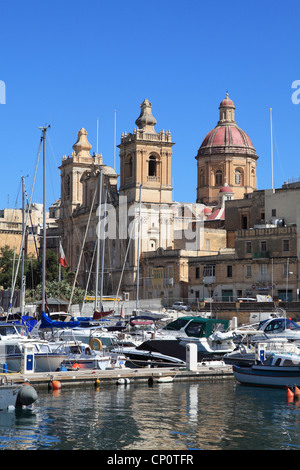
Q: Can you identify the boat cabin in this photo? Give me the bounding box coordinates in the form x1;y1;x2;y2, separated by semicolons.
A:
258;318;300;334
163;317;229;338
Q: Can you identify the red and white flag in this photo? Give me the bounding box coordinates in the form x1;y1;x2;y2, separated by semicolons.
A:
59;242;67;267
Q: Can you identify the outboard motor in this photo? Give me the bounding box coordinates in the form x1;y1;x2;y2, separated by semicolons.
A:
15;383;38;407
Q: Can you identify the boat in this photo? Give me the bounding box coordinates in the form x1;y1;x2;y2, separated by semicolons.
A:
250;317;300;342
52;340;126;371
114;316;235;367
0;380;38;411
0;322;67;373
233;347;300;388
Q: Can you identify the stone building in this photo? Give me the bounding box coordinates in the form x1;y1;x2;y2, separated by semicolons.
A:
188;225;297;303
0;204;55;257
196;92;258;205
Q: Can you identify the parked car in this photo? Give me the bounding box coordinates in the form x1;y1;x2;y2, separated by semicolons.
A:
171;302;190;311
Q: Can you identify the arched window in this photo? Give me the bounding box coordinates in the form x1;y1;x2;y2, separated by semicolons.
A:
235;169;242;185
148;155;157;177
199;170;205;187
125;154;133;181
215;170;222;186
65;175;71;198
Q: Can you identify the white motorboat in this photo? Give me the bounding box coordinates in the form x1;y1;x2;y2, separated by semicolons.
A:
0;323;67;373
50;339;126;371
250;317;300;342
233;346;300;388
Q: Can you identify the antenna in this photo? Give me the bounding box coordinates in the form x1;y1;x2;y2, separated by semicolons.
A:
270;108;274;190
97;117;99;155
114;109;116;170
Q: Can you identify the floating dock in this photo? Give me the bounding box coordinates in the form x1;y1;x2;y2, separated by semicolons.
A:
1;363;233;390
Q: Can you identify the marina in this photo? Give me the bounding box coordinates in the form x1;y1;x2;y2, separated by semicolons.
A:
0;361;233;391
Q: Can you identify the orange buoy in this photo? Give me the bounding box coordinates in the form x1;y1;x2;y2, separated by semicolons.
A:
72;363;80;370
287;386;294;400
295;385;300;398
52;380;62;390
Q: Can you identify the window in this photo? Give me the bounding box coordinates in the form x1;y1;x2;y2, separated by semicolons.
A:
272;209;276;217
227;265;232;277
283;240;290;252
241;215;248;229
148;155;157;177
203;265;216;276
246;265;252;278
261;241;267;252
195;267;200;279
235;169;242;185
199;170;204;187
261;264;268;276
246;241;252;253
215;170;223;186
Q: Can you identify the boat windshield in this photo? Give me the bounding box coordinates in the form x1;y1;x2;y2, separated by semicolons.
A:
0;325;21;336
259;318;300;333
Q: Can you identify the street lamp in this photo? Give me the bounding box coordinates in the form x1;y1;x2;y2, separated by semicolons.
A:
286;270;293;302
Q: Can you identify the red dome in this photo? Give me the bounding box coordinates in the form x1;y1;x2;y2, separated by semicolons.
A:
219;97;235;107
197;93;257;158
198;124;256;156
219;184;233;193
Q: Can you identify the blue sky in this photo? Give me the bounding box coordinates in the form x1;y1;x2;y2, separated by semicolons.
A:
0;0;299;210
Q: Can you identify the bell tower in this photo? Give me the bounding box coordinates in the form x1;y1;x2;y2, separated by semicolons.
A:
118;99;174;204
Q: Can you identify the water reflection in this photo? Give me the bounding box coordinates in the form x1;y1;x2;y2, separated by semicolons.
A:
0;379;300;449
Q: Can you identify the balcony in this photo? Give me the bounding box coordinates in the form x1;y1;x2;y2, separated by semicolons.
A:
253;251;270;259
203;276;216;284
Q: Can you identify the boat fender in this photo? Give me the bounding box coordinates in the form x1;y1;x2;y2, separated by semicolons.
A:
94;379;100;387
286;386;294;400
295;385;300;399
90;338;102;351
15;383;38;407
117;378;130;385
50;380;62;391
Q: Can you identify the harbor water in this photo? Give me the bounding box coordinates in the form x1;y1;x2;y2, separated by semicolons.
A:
1;377;300;451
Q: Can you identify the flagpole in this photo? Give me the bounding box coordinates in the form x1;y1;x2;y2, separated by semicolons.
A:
58;238;61;282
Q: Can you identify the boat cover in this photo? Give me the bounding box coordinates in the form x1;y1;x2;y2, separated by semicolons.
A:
40;312;79;329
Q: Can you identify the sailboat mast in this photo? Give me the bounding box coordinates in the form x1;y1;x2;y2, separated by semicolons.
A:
136;184;142;313
100;186;107;312
270;107;274;190
20;176;25;316
40;125;50;315
95;168;103;311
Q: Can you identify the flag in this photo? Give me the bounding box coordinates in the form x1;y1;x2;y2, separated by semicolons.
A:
59;242;67;267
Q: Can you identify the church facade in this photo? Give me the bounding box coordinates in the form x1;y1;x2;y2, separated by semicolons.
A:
56;94;260;303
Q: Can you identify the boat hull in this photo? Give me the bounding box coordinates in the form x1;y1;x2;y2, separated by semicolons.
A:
60;357;111;370
3;354;66;373
233;364;300;388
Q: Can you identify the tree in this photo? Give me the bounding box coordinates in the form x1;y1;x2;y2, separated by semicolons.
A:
0;246;16;289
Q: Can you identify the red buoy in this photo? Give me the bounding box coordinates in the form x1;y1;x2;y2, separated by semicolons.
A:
287;386;294;400
294;385;300;399
52;380;61;390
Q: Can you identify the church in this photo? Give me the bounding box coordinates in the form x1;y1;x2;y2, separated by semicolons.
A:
57;94;259;304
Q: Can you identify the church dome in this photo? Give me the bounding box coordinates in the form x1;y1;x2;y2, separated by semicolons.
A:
219;183;233;193
197;93;256;157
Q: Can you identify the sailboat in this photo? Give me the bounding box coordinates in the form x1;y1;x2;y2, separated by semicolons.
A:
93;169;114;320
